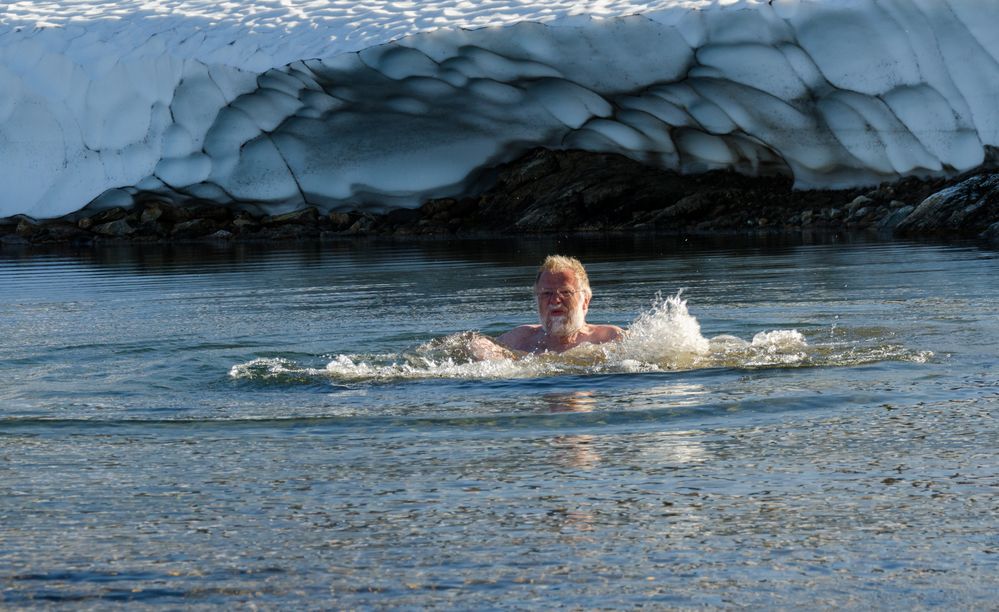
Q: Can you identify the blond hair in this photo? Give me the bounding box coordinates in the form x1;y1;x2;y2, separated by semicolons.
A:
535;255;591;297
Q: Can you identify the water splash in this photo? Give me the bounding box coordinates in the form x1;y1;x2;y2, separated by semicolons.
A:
609;291;711;369
230;292;932;384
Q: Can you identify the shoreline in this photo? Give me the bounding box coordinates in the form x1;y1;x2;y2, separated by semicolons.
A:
3;149;998;248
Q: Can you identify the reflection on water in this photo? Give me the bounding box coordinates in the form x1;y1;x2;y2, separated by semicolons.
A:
542;390;599;413
1;237;997;607
545;392;601;470
625;383;711;410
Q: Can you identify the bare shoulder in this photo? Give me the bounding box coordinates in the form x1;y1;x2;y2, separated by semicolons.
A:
496;325;541;351
589;324;625;343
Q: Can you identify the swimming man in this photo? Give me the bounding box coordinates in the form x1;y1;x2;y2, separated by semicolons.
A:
471;255;624;358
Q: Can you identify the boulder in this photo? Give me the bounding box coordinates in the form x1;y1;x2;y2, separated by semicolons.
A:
846;195;873;215
1;234;29;246
15;218;44;239
207;229;234;240
386;208;421;226
139;201;184;225
231;212;261;234
650;191;720;226
78;206;128;229
345;215;376;234
171;218;217;238
92;218;136;237
327;212;354;230
41;222;91;243
262;207;318;226
184;202;231;222
879;205;914;231
981;221;999;246
896;174;999;234
90;220;128;237
256;224;319;240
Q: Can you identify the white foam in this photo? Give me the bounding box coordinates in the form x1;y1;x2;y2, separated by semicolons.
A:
229;292;934;384
609;292;711;368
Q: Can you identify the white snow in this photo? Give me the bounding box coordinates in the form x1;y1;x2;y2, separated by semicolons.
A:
2;0;998;218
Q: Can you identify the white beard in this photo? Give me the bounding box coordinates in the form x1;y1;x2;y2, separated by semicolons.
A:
543;308;584;337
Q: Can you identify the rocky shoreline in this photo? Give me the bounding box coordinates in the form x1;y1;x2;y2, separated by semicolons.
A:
3;149;999;247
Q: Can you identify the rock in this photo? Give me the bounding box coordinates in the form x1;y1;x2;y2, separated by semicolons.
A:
513;198;576;230
981;221;999;245
879;205;914;231
262;207;318;226
889;199;908;209
493;148;561;192
386;208;421;226
171;218;217;238
92;218;136;237
185;202;232;222
896;173;999;234
421;198;457;218
650;191;718;226
231;212;260;234
78;206;128;229
41;222;91;243
139;201;184;225
256;224;319;240
479;149;704;231
850;206;870;221
207;229;234;240
846;195;873;214
139;207;163;224
135;219;168;237
328;212;354;230
16;218;44;239
444;199;476;222
346;215;376;234
1;234;30;246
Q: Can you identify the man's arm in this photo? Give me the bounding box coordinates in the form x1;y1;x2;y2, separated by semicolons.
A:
468;335;517;361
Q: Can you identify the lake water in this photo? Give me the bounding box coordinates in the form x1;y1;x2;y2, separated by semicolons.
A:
1;234;997;607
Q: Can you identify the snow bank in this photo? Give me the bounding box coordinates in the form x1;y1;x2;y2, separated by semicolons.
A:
2;0;997;218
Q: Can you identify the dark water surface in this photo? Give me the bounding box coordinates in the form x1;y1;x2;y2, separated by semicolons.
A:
1;235;997;608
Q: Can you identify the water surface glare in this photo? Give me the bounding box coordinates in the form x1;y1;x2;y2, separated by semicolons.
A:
1;236;997;607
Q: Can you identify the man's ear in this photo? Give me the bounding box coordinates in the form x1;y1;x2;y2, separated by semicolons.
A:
582;293;592;312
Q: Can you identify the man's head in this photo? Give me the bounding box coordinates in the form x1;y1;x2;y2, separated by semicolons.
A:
534;255;592;337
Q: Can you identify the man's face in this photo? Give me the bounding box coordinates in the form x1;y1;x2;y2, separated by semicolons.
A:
536;270;590;336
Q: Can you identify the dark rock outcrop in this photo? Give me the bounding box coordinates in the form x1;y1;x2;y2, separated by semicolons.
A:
981;221;999;245
171;218;218;238
92;218;136;237
895;174;999;235
262;207;318;226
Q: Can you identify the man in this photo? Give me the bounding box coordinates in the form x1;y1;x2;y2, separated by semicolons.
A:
472;255;624;358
